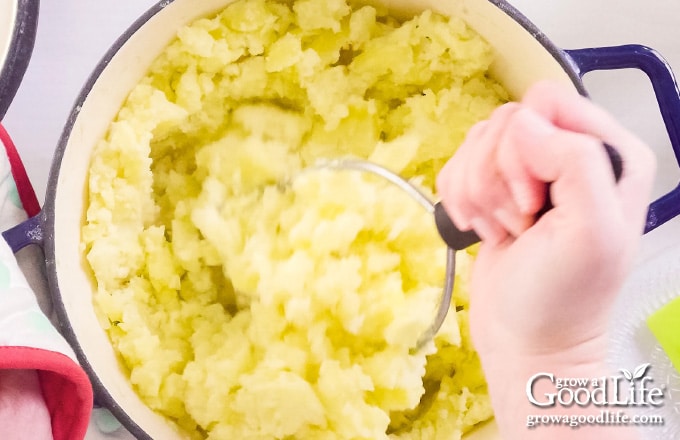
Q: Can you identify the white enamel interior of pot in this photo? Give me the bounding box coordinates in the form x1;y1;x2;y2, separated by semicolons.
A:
53;0;575;438
0;0;17;74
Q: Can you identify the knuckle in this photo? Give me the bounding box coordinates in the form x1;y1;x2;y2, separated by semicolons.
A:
556;132;603;166
466;120;489;140
495;140;521;177
491;101;521;118
637;143;657;175
465;170;491;204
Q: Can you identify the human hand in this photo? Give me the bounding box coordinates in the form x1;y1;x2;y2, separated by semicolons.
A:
436;81;655;438
437;80;655;357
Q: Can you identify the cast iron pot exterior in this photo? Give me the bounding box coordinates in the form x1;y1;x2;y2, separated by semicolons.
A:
4;0;680;438
0;0;39;119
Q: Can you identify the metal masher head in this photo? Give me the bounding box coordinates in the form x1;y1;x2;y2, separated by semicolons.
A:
298;158;465;351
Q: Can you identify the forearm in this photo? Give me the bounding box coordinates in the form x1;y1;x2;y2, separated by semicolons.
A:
480;337;642;440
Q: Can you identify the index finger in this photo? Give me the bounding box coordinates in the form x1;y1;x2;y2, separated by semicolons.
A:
521;81;657;232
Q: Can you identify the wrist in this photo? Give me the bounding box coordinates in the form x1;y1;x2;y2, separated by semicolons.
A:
478;335;639;440
480;339;610;440
481;337;609;407
480;332;609;404
468;276;620;360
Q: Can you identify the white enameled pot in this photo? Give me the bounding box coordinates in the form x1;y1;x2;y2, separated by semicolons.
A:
4;0;680;439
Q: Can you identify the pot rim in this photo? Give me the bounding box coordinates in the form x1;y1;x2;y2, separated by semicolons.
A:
0;0;40;119
41;0;588;437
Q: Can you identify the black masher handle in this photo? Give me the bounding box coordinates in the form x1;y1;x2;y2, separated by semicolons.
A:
434;143;623;250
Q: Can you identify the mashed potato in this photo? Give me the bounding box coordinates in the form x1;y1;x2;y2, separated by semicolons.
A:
82;0;508;438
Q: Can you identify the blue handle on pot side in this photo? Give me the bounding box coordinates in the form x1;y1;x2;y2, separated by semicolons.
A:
2;212;44;252
565;44;680;233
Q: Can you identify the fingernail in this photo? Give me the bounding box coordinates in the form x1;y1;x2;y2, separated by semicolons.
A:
469;216;501;244
514;108;557;145
493;208;518;236
509;183;535;215
450;207;471;230
435;165;452;196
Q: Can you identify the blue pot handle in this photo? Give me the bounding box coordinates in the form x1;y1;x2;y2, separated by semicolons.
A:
565;44;680;233
2;212;44;253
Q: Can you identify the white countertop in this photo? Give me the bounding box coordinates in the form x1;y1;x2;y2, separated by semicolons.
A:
2;1;680;438
509;0;680;264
